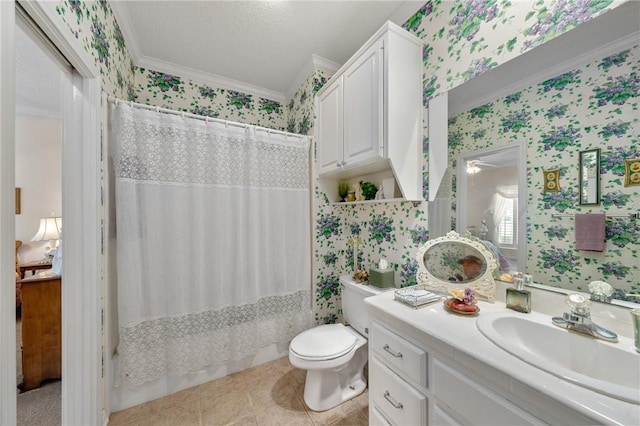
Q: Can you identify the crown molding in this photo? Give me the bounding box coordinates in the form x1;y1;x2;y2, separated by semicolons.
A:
137;55;286;103
285;54;340;102
113;0;287;103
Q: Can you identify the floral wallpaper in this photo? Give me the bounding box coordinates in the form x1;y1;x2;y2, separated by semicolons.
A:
134;68;287;129
285;69;332;135
50;0;633;320
54;0;136;100
54;1;287;129
448;44;639;301
311;0;629;325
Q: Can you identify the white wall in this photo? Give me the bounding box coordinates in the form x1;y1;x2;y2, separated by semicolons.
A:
15;113;62;263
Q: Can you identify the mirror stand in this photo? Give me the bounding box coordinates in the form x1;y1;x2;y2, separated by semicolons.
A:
416;231;498;302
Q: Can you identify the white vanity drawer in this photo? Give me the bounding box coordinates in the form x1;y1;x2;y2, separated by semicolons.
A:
433;358;544;425
371;321;427;388
370;355;427;426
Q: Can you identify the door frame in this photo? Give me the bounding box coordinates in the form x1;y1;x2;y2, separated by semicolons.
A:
456;141;527;273
1;1;103;424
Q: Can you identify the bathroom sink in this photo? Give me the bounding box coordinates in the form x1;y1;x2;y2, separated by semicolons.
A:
476;311;640;404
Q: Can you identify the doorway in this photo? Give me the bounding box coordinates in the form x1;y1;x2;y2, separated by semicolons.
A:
14;15;65;424
456;142;526;274
1;2;103;424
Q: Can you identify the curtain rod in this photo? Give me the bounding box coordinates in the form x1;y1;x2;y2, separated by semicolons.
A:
106;95;309;140
552;213;638;219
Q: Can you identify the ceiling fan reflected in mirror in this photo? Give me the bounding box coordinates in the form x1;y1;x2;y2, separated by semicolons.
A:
466;159;498;175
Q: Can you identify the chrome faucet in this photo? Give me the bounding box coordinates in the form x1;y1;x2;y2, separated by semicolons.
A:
551;294;618;343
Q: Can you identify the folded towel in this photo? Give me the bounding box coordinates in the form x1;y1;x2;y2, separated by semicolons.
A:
395;289;441;306
575;213;606;252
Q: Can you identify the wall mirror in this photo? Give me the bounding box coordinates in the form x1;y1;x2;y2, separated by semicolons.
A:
438;2;639;306
416;231;497;302
579;148;600;205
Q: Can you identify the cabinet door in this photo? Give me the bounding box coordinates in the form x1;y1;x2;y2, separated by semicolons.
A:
316;77;344;175
433;358;544;425
343;38;383;168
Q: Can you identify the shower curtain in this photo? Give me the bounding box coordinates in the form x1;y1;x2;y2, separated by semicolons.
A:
109;101;311;387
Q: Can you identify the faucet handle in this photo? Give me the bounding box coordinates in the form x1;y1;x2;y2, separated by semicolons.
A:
565;293;591;316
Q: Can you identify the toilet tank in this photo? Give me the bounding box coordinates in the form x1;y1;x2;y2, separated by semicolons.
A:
340;275;390;336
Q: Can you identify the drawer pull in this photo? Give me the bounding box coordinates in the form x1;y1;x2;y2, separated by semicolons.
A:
383;391;403;409
383;344;403;358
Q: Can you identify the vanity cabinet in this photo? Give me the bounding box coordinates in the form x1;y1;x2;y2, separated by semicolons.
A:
315;21;422;203
368;318;595;425
369;321;428;425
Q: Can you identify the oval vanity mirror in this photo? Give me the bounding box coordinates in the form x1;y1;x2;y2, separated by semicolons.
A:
416;231;497;302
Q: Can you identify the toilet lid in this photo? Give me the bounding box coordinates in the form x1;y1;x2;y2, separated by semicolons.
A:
290;324;357;360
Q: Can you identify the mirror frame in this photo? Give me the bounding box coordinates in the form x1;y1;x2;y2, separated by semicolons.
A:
416;230;497;302
579;148;601;205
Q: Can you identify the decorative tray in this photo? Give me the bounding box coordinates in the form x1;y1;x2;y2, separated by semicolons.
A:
443;298;480;315
394;285;443;308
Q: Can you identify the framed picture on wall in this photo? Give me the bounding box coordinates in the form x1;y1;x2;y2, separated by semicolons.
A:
624;158;640;187
543;168;561;192
15;188;21;214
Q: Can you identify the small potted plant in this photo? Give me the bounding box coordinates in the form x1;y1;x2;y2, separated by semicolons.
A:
359;181;378;200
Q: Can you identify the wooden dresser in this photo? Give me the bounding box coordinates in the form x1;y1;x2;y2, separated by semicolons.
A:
20;275;61;391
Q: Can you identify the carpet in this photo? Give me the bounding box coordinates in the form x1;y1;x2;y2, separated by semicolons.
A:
17;380;61;426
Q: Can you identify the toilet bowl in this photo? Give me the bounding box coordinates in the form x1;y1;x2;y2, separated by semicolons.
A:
289;275;390;411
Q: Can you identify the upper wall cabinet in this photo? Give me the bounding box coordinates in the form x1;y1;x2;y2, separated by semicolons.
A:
315;21;422;203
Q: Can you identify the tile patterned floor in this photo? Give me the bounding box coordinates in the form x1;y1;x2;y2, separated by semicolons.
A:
108;357;369;426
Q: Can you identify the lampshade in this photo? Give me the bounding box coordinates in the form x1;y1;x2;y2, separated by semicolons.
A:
31;217;62;242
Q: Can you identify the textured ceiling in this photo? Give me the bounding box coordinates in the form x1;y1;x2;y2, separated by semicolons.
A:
17;1;638;116
112;1;425;100
16;24;63;117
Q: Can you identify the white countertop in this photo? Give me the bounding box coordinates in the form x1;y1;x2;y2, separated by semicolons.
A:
365;290;640;425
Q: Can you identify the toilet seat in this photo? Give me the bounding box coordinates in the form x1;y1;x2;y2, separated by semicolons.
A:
290;324;357;361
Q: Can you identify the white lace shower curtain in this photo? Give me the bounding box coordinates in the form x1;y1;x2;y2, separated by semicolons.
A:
110;101;311;387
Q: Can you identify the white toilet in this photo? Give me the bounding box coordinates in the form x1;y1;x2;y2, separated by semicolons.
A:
289;275;390;411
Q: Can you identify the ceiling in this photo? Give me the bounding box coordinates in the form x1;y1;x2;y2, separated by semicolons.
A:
16;1;423;115
111;1;425;101
16;22;65;117
16;1;639;116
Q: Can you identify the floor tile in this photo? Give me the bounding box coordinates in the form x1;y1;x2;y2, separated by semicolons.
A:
109;356;370;426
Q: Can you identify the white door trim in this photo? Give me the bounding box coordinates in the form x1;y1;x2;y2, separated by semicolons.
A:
0;2;18;424
3;1;103;424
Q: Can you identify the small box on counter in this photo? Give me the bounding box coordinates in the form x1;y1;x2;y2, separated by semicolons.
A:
369;268;395;288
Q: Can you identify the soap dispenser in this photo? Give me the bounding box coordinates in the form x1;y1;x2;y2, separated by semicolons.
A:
506;274;531;313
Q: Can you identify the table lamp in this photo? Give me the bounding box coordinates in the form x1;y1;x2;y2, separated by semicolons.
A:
31;216;62;261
